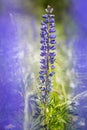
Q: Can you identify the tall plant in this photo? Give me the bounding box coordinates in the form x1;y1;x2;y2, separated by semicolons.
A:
27;5;77;130
39;5;56;129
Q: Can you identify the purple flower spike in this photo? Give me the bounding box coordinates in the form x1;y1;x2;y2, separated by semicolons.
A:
39;5;56;102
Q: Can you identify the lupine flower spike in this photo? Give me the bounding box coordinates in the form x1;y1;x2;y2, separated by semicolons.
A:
39;5;56;103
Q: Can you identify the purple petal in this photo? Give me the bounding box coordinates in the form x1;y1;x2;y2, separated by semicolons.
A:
49;58;55;64
50;23;55;27
40;65;47;69
49;52;56;57
49;34;56;39
41;21;45;25
40;59;45;64
49;28;56;33
50;40;56;44
40;45;46;51
41;25;47;31
50;60;54;64
39;71;45;75
40;39;45;44
49;18;55;23
40;34;44;38
49;72;55;77
42;14;48;18
40;52;46;56
41;87;45;91
50;46;56;50
41;31;47;35
39;75;44;80
45;19;49;23
51;65;55;69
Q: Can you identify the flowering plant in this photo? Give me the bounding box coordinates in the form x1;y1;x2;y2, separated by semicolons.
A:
39;5;56;106
27;5;78;130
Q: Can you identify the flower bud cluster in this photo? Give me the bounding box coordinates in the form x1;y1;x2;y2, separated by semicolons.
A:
39;5;56;101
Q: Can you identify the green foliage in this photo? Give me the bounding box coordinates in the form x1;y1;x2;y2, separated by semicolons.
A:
46;92;70;130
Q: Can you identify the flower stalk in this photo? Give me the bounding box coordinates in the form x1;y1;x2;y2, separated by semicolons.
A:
39;5;56;129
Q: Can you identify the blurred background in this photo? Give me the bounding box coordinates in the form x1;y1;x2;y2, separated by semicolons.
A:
0;0;87;130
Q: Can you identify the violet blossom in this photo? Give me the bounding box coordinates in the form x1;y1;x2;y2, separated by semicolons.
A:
39;5;56;102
